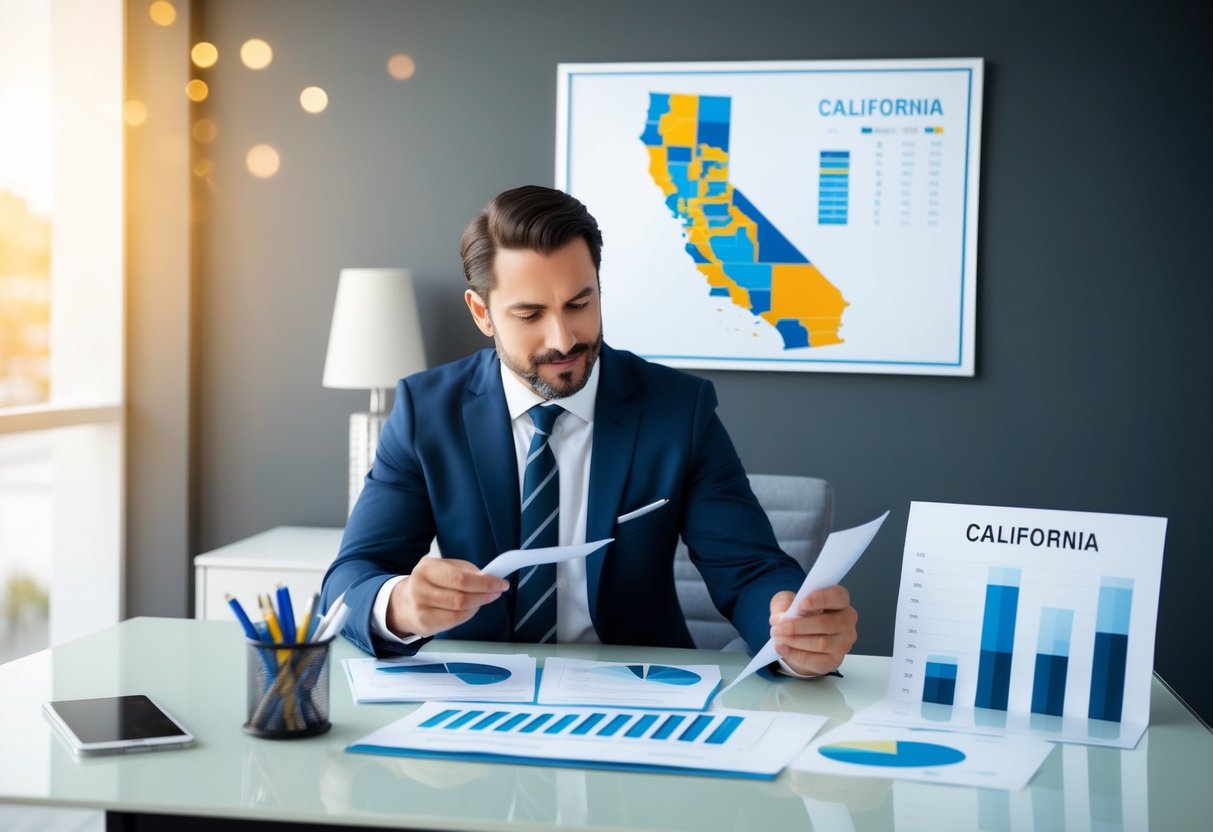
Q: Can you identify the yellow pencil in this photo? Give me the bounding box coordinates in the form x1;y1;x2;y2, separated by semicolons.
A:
258;593;284;644
295;592;319;643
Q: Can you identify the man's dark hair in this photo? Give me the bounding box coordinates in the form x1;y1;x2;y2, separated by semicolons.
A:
459;185;603;301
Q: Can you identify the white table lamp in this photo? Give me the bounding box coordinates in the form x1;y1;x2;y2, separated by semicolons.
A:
323;267;426;514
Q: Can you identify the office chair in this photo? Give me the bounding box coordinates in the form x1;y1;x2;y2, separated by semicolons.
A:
674;473;834;651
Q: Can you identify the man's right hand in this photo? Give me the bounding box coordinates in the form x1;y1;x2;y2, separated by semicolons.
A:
385;558;510;639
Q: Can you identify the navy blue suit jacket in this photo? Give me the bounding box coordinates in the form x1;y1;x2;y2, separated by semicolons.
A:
321;344;805;657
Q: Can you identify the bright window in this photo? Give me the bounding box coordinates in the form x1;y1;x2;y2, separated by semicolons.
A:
0;0;123;660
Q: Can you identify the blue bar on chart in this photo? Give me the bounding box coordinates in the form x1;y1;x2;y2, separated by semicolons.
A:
923;655;959;705
1031;607;1074;717
519;713;552;733
817;150;850;225
975;566;1021;710
494;713;531;732
1089;577;1133;722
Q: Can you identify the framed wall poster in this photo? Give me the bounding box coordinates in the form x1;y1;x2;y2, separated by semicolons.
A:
556;59;983;376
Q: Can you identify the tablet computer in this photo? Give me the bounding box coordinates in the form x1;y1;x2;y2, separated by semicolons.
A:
43;694;194;756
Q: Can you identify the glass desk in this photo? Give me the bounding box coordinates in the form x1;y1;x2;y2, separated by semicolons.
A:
0;617;1210;831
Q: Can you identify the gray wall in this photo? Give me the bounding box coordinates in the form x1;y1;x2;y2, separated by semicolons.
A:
189;0;1212;720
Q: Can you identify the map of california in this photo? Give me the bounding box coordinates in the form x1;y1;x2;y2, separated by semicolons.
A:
640;93;848;349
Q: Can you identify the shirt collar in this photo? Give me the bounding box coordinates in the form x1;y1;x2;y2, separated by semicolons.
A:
499;353;600;426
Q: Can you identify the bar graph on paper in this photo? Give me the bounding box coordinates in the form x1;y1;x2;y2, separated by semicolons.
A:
346;702;828;779
859;502;1166;749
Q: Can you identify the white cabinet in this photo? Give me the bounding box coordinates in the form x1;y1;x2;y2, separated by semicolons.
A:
193;526;343;620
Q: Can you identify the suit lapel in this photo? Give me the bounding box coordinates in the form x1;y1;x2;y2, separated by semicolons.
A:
464;351;520;558
586;346;640;623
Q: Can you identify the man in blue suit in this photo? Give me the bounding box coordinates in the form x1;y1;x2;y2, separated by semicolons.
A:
322;186;857;677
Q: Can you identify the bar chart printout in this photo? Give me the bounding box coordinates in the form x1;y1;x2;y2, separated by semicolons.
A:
346;702;828;779
858;502;1167;750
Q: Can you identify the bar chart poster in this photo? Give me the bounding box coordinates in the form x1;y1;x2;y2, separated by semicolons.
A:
556;59;983;375
861;502;1166;749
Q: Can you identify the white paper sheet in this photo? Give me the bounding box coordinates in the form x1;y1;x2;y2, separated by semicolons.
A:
348;701;828;779
480;538;614;579
720;511;890;696
537;658;721;710
343;651;538;703
791;722;1055;791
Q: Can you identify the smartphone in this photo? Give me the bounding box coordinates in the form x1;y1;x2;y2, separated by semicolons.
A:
42;694;194;756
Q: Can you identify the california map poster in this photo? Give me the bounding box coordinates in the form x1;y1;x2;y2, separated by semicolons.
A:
556;59;983;375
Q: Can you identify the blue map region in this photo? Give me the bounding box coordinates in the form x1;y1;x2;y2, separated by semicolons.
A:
708;229;755;262
749;290;772;315
775;319;810;349
731;189;810;265
725;263;773;289
639;94;671;146
697;95;731;152
684;243;711;264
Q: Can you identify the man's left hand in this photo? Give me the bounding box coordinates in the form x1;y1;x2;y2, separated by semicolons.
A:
769;585;858;677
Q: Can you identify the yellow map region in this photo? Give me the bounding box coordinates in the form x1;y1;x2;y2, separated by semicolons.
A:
645;93;847;348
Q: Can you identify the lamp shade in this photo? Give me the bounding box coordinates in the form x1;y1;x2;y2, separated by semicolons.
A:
322;268;427;389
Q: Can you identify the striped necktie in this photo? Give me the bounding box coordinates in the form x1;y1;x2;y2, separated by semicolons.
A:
513;402;563;643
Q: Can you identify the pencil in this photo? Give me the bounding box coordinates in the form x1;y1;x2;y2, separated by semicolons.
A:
258;593;285;644
296;592;319;643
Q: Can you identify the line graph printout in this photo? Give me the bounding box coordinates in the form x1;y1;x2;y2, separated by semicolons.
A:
556;59;983;376
859;502;1166;749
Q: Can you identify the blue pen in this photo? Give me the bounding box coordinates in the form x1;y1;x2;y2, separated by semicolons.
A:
226;593;260;640
276;585;296;643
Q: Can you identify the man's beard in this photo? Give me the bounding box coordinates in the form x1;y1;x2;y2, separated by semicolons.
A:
496;330;603;399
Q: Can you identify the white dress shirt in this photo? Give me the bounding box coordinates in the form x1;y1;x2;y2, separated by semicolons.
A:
372;358;601;645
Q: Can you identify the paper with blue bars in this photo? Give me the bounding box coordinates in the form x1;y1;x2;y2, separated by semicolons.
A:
347;702;827;779
856;501;1167;749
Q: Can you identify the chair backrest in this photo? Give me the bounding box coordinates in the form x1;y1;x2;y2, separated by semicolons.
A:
674;474;834;650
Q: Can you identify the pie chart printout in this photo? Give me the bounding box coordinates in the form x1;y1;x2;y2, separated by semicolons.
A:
377;662;512;686
817;740;967;768
592;664;702;686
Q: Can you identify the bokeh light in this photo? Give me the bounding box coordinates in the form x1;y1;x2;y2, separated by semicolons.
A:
299;86;328;114
191;42;218;69
246;144;280;178
192;118;218;143
123;100;149;127
387;54;416;81
240;39;273;70
149;1;176;27
185;79;209;102
192;158;213;178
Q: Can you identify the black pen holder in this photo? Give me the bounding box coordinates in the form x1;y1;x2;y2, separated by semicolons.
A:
243;637;333;739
